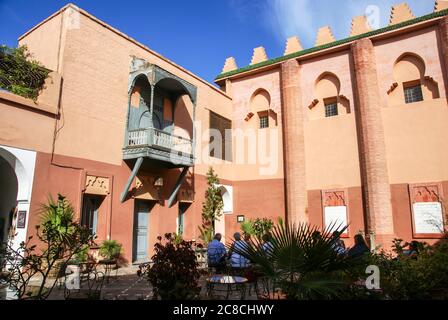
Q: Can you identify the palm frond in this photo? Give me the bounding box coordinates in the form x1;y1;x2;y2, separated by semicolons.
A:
230;221;363;299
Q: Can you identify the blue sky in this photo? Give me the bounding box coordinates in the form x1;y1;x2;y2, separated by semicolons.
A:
0;0;435;83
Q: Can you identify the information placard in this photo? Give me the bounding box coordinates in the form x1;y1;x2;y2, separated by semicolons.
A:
412;202;444;234
324;206;348;234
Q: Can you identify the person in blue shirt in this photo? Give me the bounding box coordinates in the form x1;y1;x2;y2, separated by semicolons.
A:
262;233;274;257
207;233;227;273
228;232;250;269
331;231;347;256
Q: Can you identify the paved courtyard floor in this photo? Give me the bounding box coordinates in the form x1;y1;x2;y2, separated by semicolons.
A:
2;265;258;300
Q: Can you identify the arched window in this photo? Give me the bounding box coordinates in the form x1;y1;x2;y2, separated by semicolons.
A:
218;185;233;213
248;89;277;129
310;72;350;119
389;53;440;105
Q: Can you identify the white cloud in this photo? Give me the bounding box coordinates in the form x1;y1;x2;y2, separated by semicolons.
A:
263;0;315;46
259;0;435;49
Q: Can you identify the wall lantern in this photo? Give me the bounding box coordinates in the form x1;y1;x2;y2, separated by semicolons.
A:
237;215;245;223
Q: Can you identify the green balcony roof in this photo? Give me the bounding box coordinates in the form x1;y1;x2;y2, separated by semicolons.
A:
215;9;448;81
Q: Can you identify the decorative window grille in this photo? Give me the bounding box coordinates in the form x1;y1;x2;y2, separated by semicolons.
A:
404;84;423;104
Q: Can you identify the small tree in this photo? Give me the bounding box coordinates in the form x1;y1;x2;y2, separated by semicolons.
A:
198;167;223;245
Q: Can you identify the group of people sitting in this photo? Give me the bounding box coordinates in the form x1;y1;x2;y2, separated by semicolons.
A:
330;231;421;258
328;231;370;257
207;232;254;273
207;229;422;273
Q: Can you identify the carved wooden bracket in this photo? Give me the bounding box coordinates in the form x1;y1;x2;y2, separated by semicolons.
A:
387;82;399;95
245;112;254;121
308;99;319;110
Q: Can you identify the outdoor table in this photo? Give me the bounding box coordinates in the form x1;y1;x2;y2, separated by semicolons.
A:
98;259;117;283
206;275;248;300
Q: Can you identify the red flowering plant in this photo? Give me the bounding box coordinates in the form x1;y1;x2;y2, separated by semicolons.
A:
140;233;201;300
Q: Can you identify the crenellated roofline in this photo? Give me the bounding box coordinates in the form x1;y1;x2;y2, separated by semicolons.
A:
215;6;448;83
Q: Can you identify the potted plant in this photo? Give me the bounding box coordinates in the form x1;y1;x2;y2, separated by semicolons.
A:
99;240;122;261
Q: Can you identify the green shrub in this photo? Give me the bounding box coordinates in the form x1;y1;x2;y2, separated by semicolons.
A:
241;218;274;240
141;233;201;300
369;238;448;300
0;45;49;100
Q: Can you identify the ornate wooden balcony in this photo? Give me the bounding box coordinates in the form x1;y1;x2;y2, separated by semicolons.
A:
120;58;197;203
123;127;194;167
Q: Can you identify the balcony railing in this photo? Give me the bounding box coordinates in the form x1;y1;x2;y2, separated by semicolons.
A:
126;127;193;156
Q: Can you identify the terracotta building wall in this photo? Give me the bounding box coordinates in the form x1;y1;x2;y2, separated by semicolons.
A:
375;26;448;184
229;69;284;181
18;11;64;72
0;97;55;154
9;4;448;258
28;151;225;262
19;7;234;181
374;26;448;243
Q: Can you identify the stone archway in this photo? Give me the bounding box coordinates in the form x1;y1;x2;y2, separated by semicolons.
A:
214;185;233;244
0;156;18;245
0;146;36;250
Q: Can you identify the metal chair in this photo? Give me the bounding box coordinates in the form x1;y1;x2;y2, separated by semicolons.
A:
206;248;227;275
63;265;105;300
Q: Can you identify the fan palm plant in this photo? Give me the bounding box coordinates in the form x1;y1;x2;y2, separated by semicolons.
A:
231;220;366;300
39;194;76;248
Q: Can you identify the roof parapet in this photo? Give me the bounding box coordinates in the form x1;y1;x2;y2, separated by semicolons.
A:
315;26;336;46
222;57;238;73
435;0;448;11
350;16;372;37
250;46;268;65
216;4;448;81
284;36;303;55
389;2;415;25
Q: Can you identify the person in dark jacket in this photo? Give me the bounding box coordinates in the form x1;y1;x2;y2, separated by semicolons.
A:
403;241;420;258
347;234;370;257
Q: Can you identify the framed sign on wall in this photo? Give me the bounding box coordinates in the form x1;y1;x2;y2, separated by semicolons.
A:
324;206;348;234
412;202;444;234
322;190;349;236
409;183;446;238
17;210;27;229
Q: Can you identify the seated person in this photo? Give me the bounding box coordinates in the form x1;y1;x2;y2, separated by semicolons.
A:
331;231;347;256
347;234;370;258
262;233;274;256
228;232;250;269
403;241;419;258
207;233;227;273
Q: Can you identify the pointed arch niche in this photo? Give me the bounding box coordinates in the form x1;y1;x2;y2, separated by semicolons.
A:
246;89;277;129
309;72;350;120
388;53;440;106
